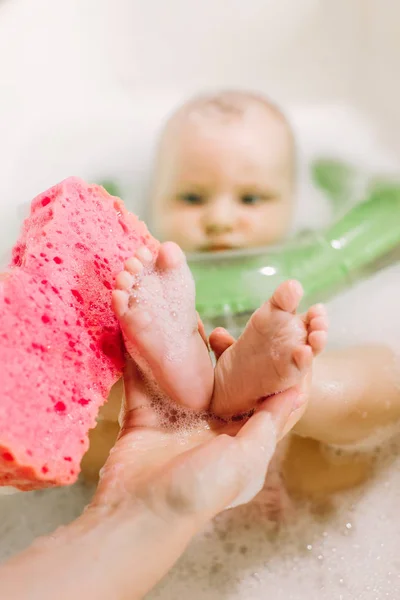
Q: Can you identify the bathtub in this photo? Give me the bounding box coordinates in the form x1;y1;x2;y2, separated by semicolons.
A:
1;1;400;596
1;261;400;599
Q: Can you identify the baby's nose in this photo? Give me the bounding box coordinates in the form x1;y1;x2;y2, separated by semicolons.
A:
203;198;237;235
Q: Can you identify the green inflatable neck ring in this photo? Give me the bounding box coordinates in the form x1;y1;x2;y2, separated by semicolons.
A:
188;182;400;321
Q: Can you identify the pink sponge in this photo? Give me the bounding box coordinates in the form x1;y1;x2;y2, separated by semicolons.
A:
0;177;158;490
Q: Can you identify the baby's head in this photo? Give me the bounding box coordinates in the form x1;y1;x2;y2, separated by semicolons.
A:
150;90;296;253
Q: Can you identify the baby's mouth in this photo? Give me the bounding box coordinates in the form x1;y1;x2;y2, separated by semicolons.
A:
202;243;239;252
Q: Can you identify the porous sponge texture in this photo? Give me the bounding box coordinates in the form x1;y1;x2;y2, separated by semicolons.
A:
0;177;158;490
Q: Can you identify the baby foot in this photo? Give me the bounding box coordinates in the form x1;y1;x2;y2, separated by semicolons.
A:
112;242;213;411
211;280;328;416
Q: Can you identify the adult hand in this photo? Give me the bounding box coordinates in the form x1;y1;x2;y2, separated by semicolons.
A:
0;360;302;600
93;358;302;524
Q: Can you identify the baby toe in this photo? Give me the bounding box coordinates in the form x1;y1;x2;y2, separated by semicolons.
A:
115;270;135;291
308;330;328;355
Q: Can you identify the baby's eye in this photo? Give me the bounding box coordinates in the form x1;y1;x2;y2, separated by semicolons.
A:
178;193;205;206
240;194;275;205
240;194;263;205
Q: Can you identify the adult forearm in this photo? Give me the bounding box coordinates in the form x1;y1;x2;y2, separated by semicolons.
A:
0;501;196;600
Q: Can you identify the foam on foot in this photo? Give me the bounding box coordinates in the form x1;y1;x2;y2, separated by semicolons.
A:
112;242;214;411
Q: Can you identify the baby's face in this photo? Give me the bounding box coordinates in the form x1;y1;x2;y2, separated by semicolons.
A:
151;110;294;253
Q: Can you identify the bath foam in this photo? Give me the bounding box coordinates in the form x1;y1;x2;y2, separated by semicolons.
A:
0;177;158;491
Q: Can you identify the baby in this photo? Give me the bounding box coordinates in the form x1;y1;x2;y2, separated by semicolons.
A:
145;91;400;499
83;91;400;508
